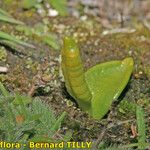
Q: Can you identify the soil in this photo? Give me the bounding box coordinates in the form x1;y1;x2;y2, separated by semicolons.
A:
0;1;150;149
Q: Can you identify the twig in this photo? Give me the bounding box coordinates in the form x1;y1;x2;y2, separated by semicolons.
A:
93;119;134;149
102;28;136;35
92;125;107;150
27;84;37;96
143;19;150;30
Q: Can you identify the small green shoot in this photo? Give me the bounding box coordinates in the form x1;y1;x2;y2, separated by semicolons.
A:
0;31;34;48
136;106;146;150
42;34;60;50
61;37;133;119
21;0;68;16
0;82;9;97
0;8;24;25
47;0;68;16
22;0;38;9
16;24;60;50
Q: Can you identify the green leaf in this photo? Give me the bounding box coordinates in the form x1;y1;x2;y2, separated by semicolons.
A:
85;58;133;119
16;24;60;50
51;111;66;131
47;0;68;16
22;0;38;9
0;8;24;25
13;93;32;106
0;31;34;48
31;98;56;128
61;37;134;119
0;14;24;25
136;106;146;150
0;82;9;97
42;34;60;50
0;8;11;17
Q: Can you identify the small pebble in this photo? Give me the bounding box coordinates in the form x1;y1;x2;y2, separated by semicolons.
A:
48;9;58;17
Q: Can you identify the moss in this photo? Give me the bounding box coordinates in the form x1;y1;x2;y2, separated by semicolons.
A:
144;66;150;79
118;99;136;116
0;46;7;62
103;26;150;54
0;75;7;82
135;24;150;38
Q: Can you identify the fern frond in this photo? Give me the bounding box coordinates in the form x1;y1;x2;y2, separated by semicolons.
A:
51;111;66;131
0;82;71;145
0;82;9;97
